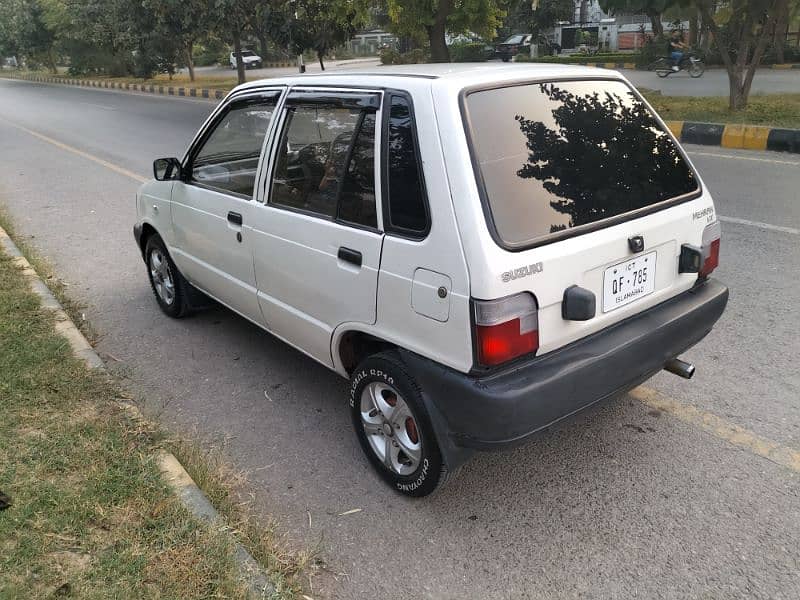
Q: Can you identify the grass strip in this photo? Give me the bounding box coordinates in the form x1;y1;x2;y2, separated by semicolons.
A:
642;91;800;129
0;245;310;598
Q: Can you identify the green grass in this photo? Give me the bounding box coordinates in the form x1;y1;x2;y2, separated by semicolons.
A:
642;91;800;129
0;245;312;598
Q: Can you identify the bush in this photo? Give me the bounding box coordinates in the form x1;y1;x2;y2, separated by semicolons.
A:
380;48;429;65
636;36;669;68
515;52;634;64
194;40;229;67
449;41;491;62
380;48;400;64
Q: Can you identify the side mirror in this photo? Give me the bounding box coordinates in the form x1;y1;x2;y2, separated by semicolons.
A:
153;157;182;181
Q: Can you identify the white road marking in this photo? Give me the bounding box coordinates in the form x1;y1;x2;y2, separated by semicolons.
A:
688;150;800;167
718;215;800;235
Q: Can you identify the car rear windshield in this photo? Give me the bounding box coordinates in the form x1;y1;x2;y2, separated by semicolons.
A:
504;35;525;44
464;79;698;248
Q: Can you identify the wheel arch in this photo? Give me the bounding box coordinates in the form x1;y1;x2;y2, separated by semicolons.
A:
138;222;159;257
332;325;399;377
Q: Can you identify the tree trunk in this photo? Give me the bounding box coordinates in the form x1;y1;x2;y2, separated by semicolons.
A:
257;30;269;60
427;0;452;62
317;50;325;70
647;10;663;37
773;0;790;64
689;8;699;47
233;29;246;85
185;45;195;82
47;48;57;74
427;22;450;62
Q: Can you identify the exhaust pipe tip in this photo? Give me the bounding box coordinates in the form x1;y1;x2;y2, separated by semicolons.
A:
664;357;695;379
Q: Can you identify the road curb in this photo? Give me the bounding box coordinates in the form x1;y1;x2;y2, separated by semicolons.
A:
1;71;229;100
0;225;274;599
664;120;800;153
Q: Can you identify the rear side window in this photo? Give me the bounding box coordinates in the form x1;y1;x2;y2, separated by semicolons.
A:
465;80;698;248
270;105;376;228
385;95;428;235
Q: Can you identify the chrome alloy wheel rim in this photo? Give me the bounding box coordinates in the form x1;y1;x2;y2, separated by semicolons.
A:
360;382;422;476
149;249;175;306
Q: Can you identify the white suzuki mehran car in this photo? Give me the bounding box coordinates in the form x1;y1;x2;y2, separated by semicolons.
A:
135;64;728;496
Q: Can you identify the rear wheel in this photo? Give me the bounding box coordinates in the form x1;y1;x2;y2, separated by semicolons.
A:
349;352;447;497
650;57;671;77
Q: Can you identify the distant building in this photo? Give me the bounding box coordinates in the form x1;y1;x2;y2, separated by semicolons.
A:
348;30;398;56
544;1;680;52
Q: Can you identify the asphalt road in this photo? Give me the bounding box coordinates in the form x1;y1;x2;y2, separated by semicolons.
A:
194;58;800;97
622;67;800;96
1;78;799;600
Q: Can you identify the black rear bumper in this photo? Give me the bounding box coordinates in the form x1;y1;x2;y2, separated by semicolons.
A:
400;279;728;466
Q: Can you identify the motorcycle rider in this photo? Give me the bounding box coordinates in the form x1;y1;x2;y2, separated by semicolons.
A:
669;30;688;72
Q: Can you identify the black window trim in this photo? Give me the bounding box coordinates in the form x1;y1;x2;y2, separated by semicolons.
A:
266;91;382;233
459;76;703;253
380;89;432;240
183;89;283;200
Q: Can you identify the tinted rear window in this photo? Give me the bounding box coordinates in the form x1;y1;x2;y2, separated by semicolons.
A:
465;80;698;248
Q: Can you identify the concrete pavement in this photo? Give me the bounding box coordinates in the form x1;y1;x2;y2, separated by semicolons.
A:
1;78;799;599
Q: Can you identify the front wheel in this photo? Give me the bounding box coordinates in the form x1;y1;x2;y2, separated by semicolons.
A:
349;352;448;497
688;60;705;78
145;235;191;318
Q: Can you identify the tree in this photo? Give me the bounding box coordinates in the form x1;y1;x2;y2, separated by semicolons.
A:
213;0;259;84
599;0;674;36
696;0;785;109
509;0;574;44
0;0;60;72
251;0;291;61
144;0;211;81
288;0;371;69
386;0;506;62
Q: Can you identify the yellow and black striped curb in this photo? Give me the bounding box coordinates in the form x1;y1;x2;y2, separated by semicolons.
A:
0;225;273;599
1;72;231;100
665;120;800;154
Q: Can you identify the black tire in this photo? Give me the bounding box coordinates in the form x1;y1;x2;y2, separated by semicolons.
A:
651;58;671;77
349;351;448;497
144;234;192;318
501;56;511;62
688;60;705;78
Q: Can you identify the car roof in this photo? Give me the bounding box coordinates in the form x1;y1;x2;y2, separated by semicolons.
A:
234;63;625;94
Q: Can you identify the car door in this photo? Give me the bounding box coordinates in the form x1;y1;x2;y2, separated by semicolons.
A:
250;88;384;366
170;89;283;324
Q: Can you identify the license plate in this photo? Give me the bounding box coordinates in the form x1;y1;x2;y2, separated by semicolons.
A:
602;251;657;312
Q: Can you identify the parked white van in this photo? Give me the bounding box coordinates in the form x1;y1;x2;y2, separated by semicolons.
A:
134;64;728;496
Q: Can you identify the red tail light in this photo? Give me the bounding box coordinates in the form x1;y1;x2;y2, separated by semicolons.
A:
474;293;539;367
699;221;721;278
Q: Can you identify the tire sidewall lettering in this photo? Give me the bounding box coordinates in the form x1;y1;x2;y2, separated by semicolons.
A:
349;367;394;408
396;458;429;492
